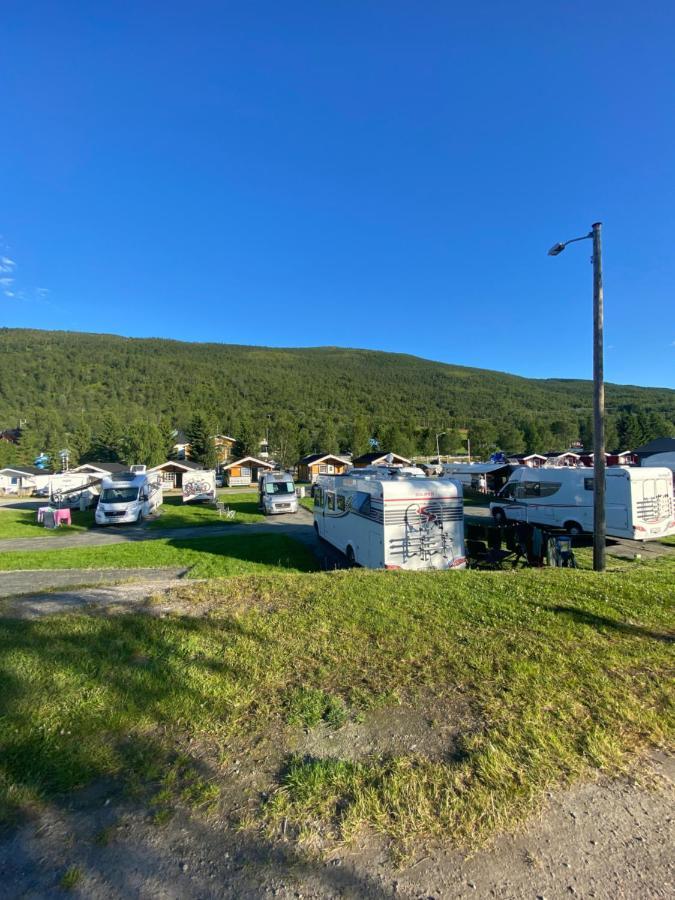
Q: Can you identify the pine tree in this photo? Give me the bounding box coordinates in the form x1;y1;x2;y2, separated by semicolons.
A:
186;414;218;468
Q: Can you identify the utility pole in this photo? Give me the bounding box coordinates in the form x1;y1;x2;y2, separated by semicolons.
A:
592;222;606;572
548;222;606;572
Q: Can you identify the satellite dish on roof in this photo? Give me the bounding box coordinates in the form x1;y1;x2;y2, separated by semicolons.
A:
384;452;394;464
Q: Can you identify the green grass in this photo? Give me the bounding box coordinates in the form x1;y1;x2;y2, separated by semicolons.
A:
59;866;83;890
147;493;264;529
0;557;672;854
0;533;318;578
0;507;95;539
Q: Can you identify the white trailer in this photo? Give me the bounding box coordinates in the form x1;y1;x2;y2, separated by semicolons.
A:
95;471;163;526
489;466;674;541
314;467;466;570
182;469;216;503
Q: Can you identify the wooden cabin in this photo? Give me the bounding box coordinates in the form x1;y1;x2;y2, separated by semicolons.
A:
148;459;205;490
221;456;274;487
297;453;350;483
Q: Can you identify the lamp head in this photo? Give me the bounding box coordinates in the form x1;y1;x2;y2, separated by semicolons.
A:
548;242;566;256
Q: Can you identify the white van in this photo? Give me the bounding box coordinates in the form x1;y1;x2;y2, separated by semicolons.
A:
489;466;674;541
258;471;299;515
314;468;466;570
95;472;163;526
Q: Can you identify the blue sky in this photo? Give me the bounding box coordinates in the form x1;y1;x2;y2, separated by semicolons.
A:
2;1;674;387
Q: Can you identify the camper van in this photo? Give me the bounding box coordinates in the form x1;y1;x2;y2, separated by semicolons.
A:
94;471;163;526
489;466;675;540
258;471;299;515
182;469;216;503
314;467;466;570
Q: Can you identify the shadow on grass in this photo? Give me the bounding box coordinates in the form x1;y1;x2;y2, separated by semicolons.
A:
0;614;392;897
541;604;674;644
166;532;320;574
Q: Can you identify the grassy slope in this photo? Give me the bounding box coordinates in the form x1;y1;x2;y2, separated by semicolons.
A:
0;533;318;578
0;559;672;851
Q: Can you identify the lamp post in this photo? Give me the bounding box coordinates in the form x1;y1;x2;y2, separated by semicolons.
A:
435;431;446;462
548;222;605;572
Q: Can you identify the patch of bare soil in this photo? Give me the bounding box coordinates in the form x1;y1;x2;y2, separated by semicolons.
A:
1;726;672;900
291;696;478;763
1;752;672;899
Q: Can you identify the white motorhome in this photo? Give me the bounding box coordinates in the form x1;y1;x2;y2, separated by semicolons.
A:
182;469;216;503
258;471;299;515
314;467;466;570
95;471;163;526
489;466;674;541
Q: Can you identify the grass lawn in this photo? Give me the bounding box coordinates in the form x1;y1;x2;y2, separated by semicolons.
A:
147;493;264;529
0;507;95;539
0;533;318;578
0;556;672;853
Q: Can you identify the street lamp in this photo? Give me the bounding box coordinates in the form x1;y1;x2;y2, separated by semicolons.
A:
435;431;446;461
548;222;605;572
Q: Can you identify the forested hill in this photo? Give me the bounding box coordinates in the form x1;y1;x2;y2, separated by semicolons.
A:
1;328;674;463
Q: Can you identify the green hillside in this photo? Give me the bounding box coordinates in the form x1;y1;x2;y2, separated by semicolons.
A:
0;328;673;464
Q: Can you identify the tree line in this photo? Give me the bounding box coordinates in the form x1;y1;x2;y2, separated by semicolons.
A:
0;328;673;470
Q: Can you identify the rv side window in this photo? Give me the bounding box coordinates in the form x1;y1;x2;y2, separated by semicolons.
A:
584;478;594;491
327;492;336;511
523;481;540;498
539;481;561;498
313;488;323;507
354;491;371;515
337;494;346;512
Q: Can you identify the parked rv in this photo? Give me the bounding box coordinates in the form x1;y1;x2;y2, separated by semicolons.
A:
314;467;466;570
94;471;163;526
489;466;675;541
182;469;217;503
258;471;299;515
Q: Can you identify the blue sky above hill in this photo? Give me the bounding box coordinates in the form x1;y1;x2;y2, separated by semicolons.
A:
2;2;674;387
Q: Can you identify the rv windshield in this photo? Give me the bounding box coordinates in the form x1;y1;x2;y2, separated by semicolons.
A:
101;487;139;503
265;481;294;494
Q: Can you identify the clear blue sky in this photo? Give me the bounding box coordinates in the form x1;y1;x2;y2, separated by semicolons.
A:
2;2;674;387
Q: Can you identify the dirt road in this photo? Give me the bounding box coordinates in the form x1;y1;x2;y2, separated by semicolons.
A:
0;752;671;899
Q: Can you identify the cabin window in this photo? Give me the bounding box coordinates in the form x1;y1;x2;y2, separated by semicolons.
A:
539;482;561;497
584;478;594;491
240;467;251;478
319;465;328;473
337;494;346;512
327;492;336;511
314;488;323;507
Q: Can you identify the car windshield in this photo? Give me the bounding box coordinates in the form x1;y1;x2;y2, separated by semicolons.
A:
265;481;294;494
101;487;139;503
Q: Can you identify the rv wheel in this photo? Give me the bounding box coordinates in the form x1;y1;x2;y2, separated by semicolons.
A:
346;545;356;566
565;521;583;536
492;508;506;526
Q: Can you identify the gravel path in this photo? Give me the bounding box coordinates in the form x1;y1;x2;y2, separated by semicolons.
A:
0;567;188;598
0;753;671;898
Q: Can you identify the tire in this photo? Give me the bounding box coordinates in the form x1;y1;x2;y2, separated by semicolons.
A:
565;521;583;536
346;545;356;566
492;508;506;526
